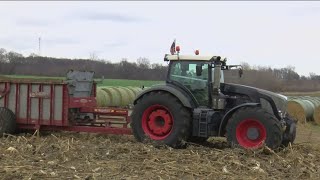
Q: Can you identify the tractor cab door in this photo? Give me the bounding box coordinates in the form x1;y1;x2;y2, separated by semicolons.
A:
168;61;210;106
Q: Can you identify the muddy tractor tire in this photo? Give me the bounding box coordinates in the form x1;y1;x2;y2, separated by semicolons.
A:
281;116;296;147
131;91;192;148
0;107;16;136
226;106;283;150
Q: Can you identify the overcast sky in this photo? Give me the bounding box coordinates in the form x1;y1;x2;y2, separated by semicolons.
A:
0;1;320;76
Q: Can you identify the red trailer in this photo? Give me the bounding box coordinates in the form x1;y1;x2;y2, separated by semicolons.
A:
0;71;132;135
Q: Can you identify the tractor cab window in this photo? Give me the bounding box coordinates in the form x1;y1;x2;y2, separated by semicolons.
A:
169;61;209;89
169;61;209;106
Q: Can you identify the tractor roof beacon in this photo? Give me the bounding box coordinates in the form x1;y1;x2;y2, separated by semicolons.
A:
131;42;296;150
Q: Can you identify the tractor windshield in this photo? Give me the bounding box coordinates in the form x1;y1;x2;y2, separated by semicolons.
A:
168;61;224;106
169;61;209;106
169;61;224;84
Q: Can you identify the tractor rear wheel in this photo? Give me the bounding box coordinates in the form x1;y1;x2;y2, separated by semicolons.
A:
0;107;16;136
226;106;282;150
131;91;192;148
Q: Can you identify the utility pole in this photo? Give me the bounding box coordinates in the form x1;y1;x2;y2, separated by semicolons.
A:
38;37;41;56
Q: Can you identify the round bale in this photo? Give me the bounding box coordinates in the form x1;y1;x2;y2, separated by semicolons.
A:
314;106;320;125
287;99;314;124
96;87;108;107
102;87;121;107
112;87;130;107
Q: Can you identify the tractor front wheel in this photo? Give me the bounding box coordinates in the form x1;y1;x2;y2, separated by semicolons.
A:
131;91;192;148
226;106;282;150
282;116;296;147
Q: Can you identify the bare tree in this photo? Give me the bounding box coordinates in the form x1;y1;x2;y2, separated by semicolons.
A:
137;57;150;69
0;48;7;63
89;52;98;61
240;62;251;70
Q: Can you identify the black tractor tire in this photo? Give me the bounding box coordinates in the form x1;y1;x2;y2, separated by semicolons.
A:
0;107;16;136
131;91;192;148
226;106;283;150
281;116;296;147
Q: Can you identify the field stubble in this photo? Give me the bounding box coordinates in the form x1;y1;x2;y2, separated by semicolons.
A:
0;124;319;180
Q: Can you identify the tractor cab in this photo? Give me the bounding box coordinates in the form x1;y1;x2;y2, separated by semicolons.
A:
164;54;241;108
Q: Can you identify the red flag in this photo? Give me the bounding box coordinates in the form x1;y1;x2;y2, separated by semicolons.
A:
170;40;176;55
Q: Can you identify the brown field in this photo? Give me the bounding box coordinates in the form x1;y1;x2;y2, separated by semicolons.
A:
0;124;319;180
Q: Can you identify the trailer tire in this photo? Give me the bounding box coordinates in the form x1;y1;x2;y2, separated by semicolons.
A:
226;106;282;150
0;107;16;136
131;91;191;148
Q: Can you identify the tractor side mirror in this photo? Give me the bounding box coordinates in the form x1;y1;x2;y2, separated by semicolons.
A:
239;68;243;78
196;65;203;76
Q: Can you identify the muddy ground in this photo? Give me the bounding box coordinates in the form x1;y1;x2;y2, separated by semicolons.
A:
0;124;319;180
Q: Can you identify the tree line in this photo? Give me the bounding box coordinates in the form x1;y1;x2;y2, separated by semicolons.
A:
0;48;167;80
0;48;319;92
224;62;320;92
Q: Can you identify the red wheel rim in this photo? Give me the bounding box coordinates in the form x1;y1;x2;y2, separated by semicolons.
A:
142;105;174;140
236;119;267;149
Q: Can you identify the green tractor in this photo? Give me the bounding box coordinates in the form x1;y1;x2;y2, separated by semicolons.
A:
131;46;296;150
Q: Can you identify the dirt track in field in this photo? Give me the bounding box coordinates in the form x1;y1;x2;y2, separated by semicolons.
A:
0;124;319;180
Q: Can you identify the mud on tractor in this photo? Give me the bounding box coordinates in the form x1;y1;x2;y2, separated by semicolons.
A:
131;44;296;150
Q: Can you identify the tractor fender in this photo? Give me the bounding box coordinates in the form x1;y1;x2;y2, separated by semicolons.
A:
218;103;260;136
134;84;195;108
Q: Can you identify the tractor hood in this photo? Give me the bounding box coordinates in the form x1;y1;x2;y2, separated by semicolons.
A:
257;87;288;114
221;83;288;115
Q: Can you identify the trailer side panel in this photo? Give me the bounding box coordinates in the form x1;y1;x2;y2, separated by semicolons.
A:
0;81;67;127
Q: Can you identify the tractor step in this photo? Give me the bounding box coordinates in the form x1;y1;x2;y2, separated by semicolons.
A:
199;111;208;137
193;108;211;137
193;108;220;137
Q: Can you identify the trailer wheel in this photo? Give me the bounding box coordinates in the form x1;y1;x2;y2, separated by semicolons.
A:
226;106;282;150
131;91;191;148
0;107;16;136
